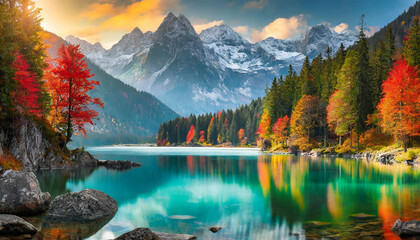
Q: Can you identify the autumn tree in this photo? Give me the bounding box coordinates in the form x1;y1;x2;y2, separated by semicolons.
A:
186;125;195;143
290;95;320;150
47;44;103;143
272;116;290;147
238;128;246;145
377;58;420;152
257;110;271;139
12;53;41;115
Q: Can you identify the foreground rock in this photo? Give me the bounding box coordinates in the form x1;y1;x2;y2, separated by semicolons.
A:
392;219;420;237
209;226;222;233
0;170;51;215
46;189;117;223
115;228;197;240
98;160;141;169
0;214;38;235
115;228;160;240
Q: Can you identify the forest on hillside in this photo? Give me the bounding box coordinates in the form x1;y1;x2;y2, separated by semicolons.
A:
157;16;420;154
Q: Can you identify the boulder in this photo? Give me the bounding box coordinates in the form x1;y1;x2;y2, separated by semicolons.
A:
115;228;161;240
209;226;222;233
392;219;420;237
98;160;141;170
46;189;117;223
261;139;272;151
70;149;98;167
0;170;51;215
0;214;38;235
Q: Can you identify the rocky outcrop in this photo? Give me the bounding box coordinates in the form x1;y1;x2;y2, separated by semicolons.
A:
375;151;398;165
115;228;160;240
0;214;38;236
0;170;51;215
98;160;141;169
261;139;272;151
46;189;117;223
70;149;98;167
392;219;420;237
1;117;68;171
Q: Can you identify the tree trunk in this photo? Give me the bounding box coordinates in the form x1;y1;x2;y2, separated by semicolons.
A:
323;124;327;148
339;135;342;146
66;79;73;143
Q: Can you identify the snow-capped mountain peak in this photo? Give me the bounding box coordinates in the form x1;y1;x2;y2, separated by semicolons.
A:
200;24;248;45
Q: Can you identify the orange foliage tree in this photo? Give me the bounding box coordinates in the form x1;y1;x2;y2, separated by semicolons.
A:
238;128;246;145
12;53;41;116
257;110;271;139
199;131;206;143
377;58;420;151
186;125;195;143
46;44;103;143
272;116;290;147
290;95;319;150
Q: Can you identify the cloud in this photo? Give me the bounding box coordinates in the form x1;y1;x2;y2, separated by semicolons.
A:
78;3;117;20
193;20;224;34
251;14;306;42
243;0;267;9
355;25;380;37
333;23;349;33
233;25;248;34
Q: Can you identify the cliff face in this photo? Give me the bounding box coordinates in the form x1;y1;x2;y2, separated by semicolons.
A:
0;117;68;171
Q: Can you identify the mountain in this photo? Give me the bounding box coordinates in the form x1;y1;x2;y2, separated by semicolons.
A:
66;14;357;115
45;32;179;145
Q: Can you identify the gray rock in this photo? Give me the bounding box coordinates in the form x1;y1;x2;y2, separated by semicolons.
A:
115;228;160;240
46;189;117;223
154;232;197;240
98;160;141;170
0;170;51;215
70;149;98;167
261;139;272;151
392;219;420;237
209;226;222;233
0;214;38;235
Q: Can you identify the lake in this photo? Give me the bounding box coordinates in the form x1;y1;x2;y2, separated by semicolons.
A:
34;146;420;239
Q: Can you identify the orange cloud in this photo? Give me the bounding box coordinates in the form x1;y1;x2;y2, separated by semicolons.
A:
78;3;117;20
251;14;306;42
233;25;248;34
193;20;224;34
333;23;349;33
243;0;267;9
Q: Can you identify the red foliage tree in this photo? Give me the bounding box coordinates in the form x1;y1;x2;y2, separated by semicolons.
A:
199;130;206;143
186;125;195;143
377;58;420;151
272;116;290;147
256;110;271;139
238;128;245;145
12;53;41;115
47;44;103;142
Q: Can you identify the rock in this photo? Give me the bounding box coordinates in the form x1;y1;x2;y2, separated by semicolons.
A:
70;149;98;167
0;170;51;215
98;160;141;169
154;232;197;240
46;189;117;223
309;150;321;157
261;139;272;151
115;228;160;240
349;213;377;220
209;226;222;233
376;151;398;165
0;214;38;235
392;219;420;237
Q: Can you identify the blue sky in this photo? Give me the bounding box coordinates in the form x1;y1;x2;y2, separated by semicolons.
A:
36;0;417;48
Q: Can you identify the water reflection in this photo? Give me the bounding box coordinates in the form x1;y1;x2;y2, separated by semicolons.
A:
32;147;420;240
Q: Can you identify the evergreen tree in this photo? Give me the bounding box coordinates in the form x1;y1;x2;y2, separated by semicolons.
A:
403;17;420;68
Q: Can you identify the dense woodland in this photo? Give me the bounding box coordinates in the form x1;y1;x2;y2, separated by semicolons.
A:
157;13;420;153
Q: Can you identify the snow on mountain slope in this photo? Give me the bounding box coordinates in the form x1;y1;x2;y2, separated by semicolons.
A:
66;14;357;115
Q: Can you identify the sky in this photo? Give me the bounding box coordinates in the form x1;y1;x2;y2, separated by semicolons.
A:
35;0;417;49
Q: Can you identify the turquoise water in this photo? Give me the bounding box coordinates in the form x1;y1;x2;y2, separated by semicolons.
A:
35;147;420;239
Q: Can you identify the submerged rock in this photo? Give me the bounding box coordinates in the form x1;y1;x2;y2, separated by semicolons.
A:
0;214;38;235
154;232;197;240
0;170;51;215
168;215;196;220
392;219;420;237
98;160;141;169
115;228;160;240
349;213;377;220
46;189;117;223
209;226;222;233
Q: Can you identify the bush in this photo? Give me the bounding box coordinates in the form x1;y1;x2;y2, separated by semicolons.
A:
0;154;23;170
